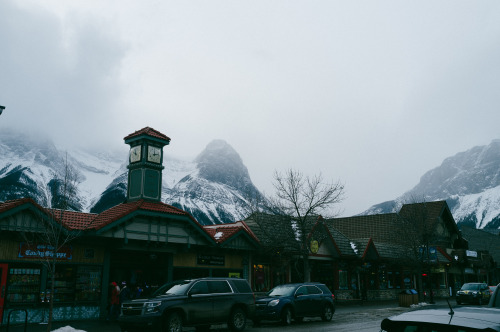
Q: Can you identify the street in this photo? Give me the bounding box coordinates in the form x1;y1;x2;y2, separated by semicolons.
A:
241;303;411;332
1;301;425;332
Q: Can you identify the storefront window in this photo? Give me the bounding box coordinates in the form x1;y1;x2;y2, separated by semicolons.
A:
379;270;388;289
6;267;41;304
338;270;349;290
47;266;75;303
253;264;270;292
387;271;401;289
403;271;413;289
437;272;446;289
75;266;102;302
368;272;377;290
45;265;102;303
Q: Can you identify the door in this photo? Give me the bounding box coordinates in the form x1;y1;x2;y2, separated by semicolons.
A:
208;280;233;322
185;281;213;324
293;285;311;316
306;285;323;316
0;264;8;324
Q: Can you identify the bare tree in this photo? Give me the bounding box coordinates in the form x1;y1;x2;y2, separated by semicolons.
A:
21;155;84;331
268;169;345;282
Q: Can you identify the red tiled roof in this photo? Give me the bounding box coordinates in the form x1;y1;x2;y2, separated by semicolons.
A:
204;227;239;243
0;198;207;234
124;127;171;142
49;209;98;230
0;198;37;213
89;199;196;230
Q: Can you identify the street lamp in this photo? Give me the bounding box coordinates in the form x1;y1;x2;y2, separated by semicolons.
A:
0;105;5;116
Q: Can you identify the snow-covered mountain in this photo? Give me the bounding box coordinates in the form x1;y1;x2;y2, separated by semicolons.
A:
362;139;500;230
0;129;265;225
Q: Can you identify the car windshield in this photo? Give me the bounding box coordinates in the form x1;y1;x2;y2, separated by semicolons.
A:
268;285;296;297
153;280;192;296
461;283;480;291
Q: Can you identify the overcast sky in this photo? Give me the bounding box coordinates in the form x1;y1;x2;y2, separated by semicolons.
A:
1;1;500;217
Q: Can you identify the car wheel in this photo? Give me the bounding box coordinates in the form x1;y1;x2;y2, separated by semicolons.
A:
163;312;183;332
228;307;247;332
281;307;292;326
321;304;334;322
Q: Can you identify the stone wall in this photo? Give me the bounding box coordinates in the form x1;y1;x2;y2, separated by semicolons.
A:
2;306;100;325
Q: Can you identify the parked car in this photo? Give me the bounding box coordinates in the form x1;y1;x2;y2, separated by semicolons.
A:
118;277;255;332
456;282;491;305
254;282;335;325
489;285;497;295
490;283;500;308
381;306;500;331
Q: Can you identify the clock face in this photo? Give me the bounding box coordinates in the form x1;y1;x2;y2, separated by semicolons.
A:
130;145;142;163
147;146;161;163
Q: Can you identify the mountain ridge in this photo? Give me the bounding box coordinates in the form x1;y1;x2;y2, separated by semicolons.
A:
361;139;500;230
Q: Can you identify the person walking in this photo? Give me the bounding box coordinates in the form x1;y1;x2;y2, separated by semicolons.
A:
120;281;131;303
107;281;120;321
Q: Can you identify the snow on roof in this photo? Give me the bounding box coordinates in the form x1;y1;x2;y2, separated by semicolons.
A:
52;326;86;332
350;241;358;254
214;231;223;240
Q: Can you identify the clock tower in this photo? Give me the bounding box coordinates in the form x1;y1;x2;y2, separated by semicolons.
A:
124;127;171;202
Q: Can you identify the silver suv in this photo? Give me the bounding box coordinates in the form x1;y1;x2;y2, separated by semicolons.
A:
119;278;255;332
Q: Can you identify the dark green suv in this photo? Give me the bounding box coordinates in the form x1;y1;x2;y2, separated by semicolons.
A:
118;277;255;332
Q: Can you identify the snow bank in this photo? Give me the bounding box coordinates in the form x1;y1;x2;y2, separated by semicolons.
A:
52;326;86;332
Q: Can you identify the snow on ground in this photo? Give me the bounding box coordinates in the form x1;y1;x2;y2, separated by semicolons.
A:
52;326;86;332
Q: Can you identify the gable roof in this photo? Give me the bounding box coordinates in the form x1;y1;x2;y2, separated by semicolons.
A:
123;127;171;142
460;226;500;262
203;221;260;249
326;213;400;244
0;197;39;214
0;198;213;242
244;213;299;250
399;201;447;220
314;221;358;257
204;221;259;243
89;199;194;230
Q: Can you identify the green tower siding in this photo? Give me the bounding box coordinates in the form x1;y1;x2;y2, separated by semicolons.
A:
129;169;143;199
144;169;160;200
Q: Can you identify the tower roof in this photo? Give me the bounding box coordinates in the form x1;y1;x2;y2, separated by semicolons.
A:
124;127;171;144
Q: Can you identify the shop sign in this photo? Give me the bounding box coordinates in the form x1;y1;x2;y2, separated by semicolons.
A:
466;250;477;258
430;267;445;273
197;254;225;266
18;242;73;260
464;268;474;274
310;240;319;254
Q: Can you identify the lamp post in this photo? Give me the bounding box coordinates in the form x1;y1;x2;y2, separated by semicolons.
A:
0;105;5;116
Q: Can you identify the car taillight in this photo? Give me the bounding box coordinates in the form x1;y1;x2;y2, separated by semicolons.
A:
331;294;335;301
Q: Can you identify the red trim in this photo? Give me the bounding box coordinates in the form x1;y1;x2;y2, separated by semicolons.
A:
0;263;8;322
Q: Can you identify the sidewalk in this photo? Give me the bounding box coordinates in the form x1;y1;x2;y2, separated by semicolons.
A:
0;299;453;332
0;320;121;332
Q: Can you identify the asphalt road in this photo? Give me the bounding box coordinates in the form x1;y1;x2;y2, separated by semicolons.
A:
0;300;452;332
